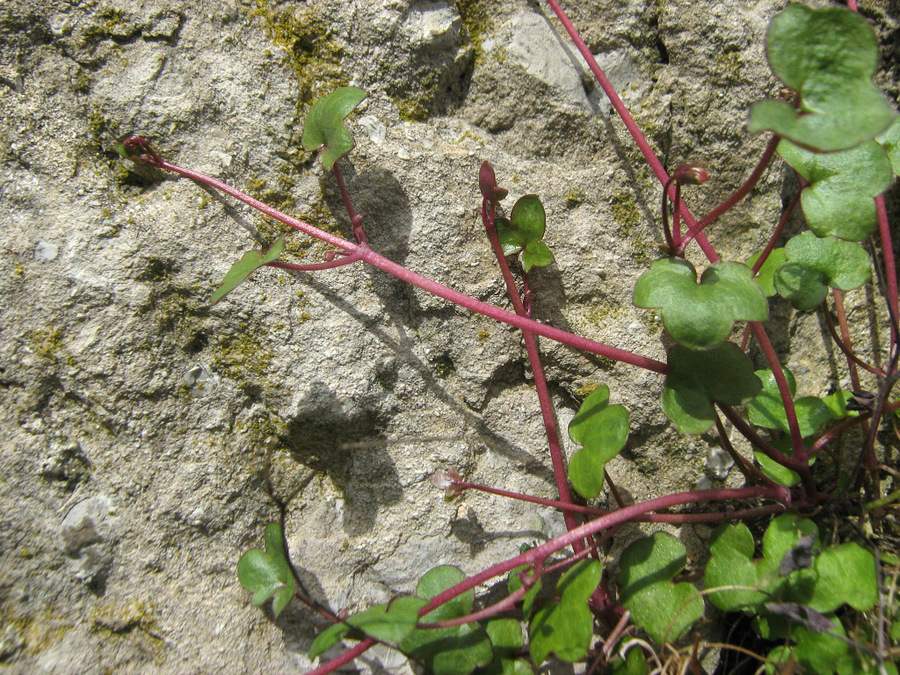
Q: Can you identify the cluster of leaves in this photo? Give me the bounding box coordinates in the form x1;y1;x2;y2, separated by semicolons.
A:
127;2;900;673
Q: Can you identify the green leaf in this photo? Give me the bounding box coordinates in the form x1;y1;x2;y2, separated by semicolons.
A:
705;523;769;612
748;4;896;152
309;621;351;660
346;596;427;643
747;248;787;297
809;543;877;613
237;522;295;617
301;86;368;170
748;367;834;436
567;385;629;498
877;116;900;176
754;439;801;488
609;645;647;675
662;343;762;434
495;195;554;271
633;257;768;349
508;559;542;620
618;532;703;644
211;236;285;304
529;559;601;665
481;618;531;675
400;566;492;675
777;140;892;242
773;232;872;310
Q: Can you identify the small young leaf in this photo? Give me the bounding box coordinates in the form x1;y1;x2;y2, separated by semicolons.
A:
777;140;892;242
400;565;492;675
748;4;896;151
618;532;703;644
495;195;554;271
237;522;295;617
479;161;508;203
610;645;648;675
877;116;900;175
567;385;629;499
773;232;872;310
633;258;768;350
747;248;787;297
211;236;285;304
662;343;762;434
529;559;601;665
748;367;834;437
301;86;368;170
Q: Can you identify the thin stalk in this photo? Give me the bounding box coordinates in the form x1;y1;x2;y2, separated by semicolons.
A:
124;139;667;374
482;197;586;551
713;414;775;486
807;412;871;457
749;323;808;466
717;404;807;473
268;252;363;272
695;135;780;234
332;163;367;245
419;486;790;618
832;290;864;390
305;638;376;675
542;0;719;262
876;195;899;353
751;191;801;274
823;303;886;378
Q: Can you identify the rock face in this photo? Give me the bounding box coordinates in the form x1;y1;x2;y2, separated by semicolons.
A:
0;0;897;673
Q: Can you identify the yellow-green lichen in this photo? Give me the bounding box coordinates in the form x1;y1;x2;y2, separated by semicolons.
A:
250;0;347;113
456;0;491;53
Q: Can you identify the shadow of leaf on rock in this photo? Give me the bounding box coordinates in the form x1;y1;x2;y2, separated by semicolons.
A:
280;381;402;535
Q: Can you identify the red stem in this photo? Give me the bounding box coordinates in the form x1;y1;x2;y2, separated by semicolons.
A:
543;0;719;262
418;486;789;617
137;146;667;374
305;638;376;675
481;197;586;551
876;195;899;352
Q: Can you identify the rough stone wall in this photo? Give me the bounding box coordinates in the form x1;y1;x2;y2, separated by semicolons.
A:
0;0;897;673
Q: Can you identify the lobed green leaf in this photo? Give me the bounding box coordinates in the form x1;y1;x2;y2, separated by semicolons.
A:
877;116;900;175
749;4;896;151
748;367;834;437
634;258;768;350
747;248;787;297
773;231;872;310
618;533;704;644
399;565;492;675
567;385;629;498
495;194;555;271
529;559;601;665
237;522;295;617
777;140;891;242
662;343;762;434
301;86;368;170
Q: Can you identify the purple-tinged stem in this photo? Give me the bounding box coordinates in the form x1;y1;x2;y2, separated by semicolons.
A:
481;197;586;552
269;252;363;272
831;291;881;381
876;195;899;353
454;478;786;524
694;135;780;235
751;190;800;275
542;0;719;263
713;415;775;487
419;486;790;617
126;140;668;373
332;163;367;245
717;404;806;472
305;638;376;675
419;584;530;629
807;412;870;457
749;323;808;466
